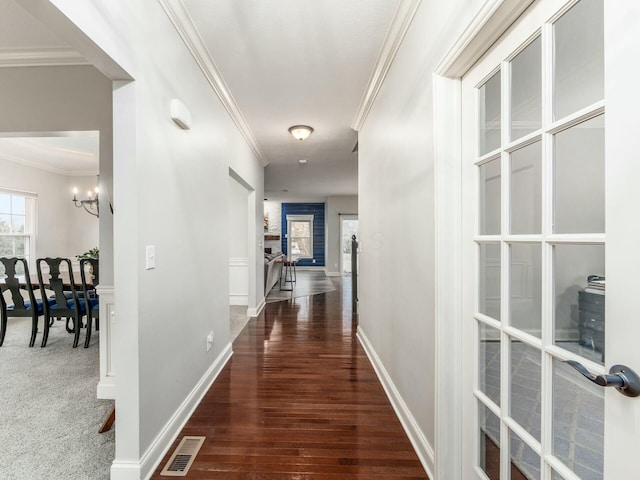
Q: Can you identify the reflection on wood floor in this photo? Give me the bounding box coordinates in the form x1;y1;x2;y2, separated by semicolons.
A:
152;277;429;479
266;269;336;303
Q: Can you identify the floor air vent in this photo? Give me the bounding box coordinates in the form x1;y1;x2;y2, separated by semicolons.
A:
160;436;205;477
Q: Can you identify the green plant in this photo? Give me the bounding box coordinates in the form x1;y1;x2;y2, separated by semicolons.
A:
76;247;99;260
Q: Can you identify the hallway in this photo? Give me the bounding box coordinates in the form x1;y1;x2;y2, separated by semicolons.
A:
152;278;429;479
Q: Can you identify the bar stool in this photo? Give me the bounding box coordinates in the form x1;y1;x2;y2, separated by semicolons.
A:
279;258;297;291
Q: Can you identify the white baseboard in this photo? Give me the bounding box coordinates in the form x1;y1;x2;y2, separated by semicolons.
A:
229;294;248;306
357;326;435;479
127;342;234;480
97;376;116;400
110;461;142;480
247;298;265;317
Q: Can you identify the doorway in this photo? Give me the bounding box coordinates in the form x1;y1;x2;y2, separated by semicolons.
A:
228;170;251;340
0;131;113;478
339;214;359;275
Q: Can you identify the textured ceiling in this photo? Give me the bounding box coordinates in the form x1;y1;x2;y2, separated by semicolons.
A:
182;0;400;198
1;0;400;198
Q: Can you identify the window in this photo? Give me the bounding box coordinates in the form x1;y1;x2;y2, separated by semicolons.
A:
0;190;36;274
286;214;314;260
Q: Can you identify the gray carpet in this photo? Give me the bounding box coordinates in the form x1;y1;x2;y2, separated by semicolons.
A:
230;305;250;341
0;316;114;480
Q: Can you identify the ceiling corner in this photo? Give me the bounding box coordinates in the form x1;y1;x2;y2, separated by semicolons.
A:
158;0;269;167
351;0;423;131
434;0;536;78
0;47;88;68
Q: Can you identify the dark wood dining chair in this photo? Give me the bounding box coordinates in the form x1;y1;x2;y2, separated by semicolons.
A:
0;257;49;347
36;257;86;348
79;258;99;348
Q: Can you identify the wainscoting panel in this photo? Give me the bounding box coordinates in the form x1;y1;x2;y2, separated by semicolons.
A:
229;257;249;305
96;285;115;400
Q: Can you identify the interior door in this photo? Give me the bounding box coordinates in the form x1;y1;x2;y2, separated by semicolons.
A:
461;0;640;478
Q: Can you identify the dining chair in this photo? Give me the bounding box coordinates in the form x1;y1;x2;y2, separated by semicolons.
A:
0;257;50;347
36;257;86;348
79;258;99;348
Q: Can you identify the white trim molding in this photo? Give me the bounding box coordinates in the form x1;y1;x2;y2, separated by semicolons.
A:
432;73;463;480
229;257;249;267
158;0;268;167
0;151;97;177
434;0;536;78
247;298;265;318
109;461;142;480
0;47;88;68
229;294;248;306
96;285;116;400
351;0;422;131
357;326;435;479
229;257;249;305
136;342;233;480
430;1;536;479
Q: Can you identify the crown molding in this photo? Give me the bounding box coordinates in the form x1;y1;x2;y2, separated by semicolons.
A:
434;0;536;78
158;0;269;167
0;47;88;68
351;0;422;131
0;152;96;176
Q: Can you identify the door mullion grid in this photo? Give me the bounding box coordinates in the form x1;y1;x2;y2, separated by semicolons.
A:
472;82;486;479
541;19;554;480
499;59;511;480
467;2;608;478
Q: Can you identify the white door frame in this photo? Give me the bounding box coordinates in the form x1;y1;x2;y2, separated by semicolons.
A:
601;4;640;479
13;2;141;478
228;168;256;310
339;214;358;275
432;1;538;479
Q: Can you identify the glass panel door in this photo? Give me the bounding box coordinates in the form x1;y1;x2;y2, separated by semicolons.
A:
463;0;606;478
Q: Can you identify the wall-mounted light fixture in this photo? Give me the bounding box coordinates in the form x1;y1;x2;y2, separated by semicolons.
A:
288;125;314;141
72;177;99;218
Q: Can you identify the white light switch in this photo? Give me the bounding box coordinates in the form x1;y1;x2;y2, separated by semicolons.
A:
145;245;156;270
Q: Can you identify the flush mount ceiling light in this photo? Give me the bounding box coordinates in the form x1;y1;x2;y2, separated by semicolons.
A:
288;125;314;141
298;159;308;165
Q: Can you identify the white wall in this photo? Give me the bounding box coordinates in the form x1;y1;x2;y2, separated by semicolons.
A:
15;2;266;477
0;158;98;264
357;0;484;474
123;3;265;471
325;195;357;276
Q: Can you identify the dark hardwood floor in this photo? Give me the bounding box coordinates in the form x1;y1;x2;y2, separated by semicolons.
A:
152;277;429;479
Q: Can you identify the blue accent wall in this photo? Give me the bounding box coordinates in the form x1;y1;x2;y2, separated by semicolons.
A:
281;203;325;267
